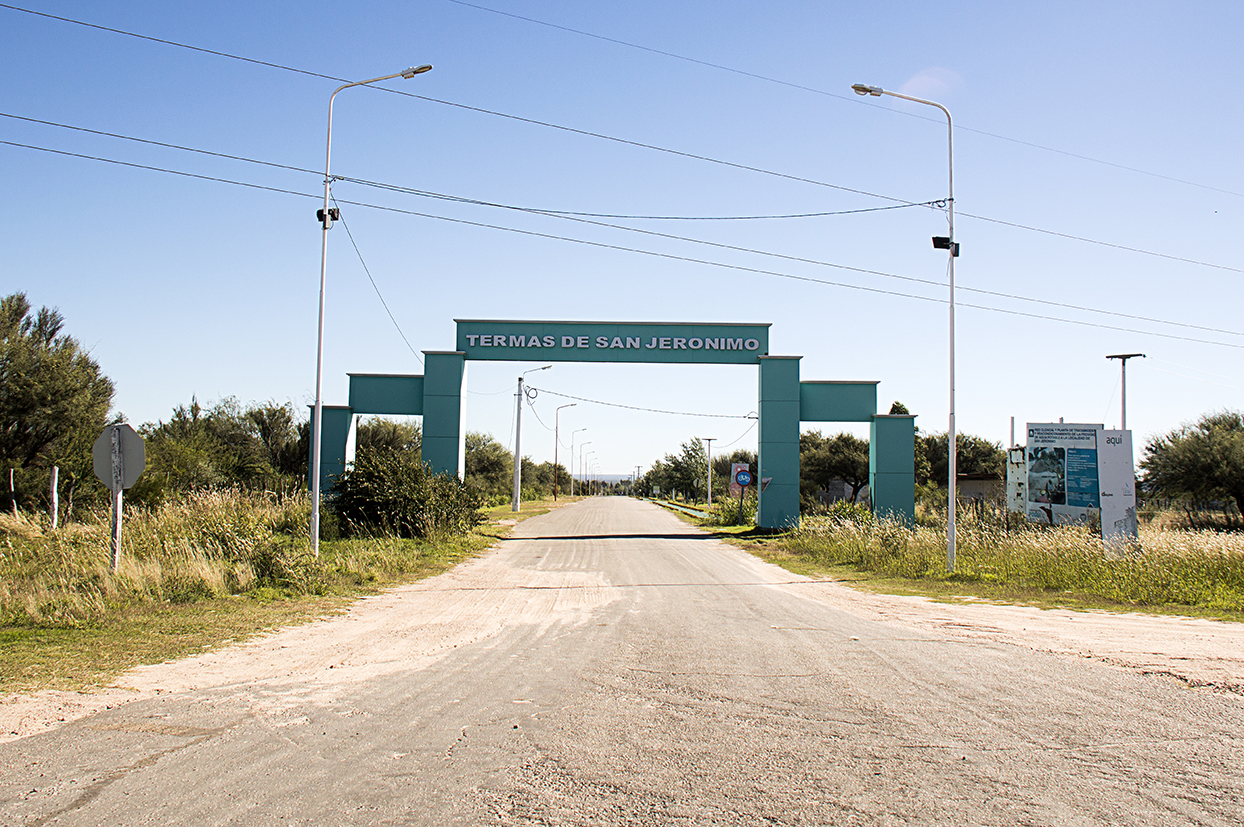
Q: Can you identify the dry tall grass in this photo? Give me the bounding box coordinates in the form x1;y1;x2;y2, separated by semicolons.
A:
789;514;1244;612
0;490;314;626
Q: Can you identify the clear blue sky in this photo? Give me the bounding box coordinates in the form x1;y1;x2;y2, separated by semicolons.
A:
3;0;1241;477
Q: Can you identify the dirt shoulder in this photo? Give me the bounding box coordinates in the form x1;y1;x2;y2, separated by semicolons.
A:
4;510;1242;744
787;578;1244;692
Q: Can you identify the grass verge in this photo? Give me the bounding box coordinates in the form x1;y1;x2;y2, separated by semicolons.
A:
697;518;1244;623
0;496;573;695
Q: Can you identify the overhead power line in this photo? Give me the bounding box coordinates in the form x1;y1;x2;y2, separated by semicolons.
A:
0;112;932;222
3;137;1242;352
0;8;1238;274
527;386;757;419
4;115;1242;339
444;0;1244;200
330;193;424;366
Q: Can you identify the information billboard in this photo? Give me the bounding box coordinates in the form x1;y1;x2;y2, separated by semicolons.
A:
1025;423;1137;542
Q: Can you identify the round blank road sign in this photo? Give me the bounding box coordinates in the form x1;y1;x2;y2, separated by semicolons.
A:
92;423;146;490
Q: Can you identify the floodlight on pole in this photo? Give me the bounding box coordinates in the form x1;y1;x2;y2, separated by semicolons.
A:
1106;353;1145;430
512;365;552;512
311;64;432;558
852;81;957;573
553;404;576;500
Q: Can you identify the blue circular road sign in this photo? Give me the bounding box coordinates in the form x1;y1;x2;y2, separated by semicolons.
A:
734;469;753;487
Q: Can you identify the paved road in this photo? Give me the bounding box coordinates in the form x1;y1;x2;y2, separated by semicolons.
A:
3;498;1242;825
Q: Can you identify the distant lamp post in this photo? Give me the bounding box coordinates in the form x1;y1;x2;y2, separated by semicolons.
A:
577;442;592;497
311;64;432;558
853;81;958;573
570;429;587;496
1107;353;1146;430
553;404;576;500
702;437;715;505
512;365;552;512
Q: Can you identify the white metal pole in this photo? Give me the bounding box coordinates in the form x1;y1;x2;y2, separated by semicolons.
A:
852;83;956;572
49;465;59;529
512;375;524;512
553;404;575;500
1107;354;1145;431
110;425;123;573
570;429;586;496
579;443;592;494
1121;363;1127;430
703;437;715;505
511;365;551;511
311;65;431;558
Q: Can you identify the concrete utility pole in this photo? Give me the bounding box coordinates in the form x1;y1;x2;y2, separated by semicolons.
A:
578;443;592;496
1107;353;1145;430
702;438;715;505
553;404;576;500
570;429;587;496
512;365;551;512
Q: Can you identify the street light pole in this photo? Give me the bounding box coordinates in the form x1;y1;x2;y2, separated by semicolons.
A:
512;365;552;512
578;442;592;496
1107;353;1145;430
553;404;576;500
853;82;957;573
311;64;432;558
583;450;595;496
570;429;587;496
702;437;715;505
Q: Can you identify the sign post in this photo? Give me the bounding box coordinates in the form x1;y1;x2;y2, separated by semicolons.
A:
92;424;146;572
734;468;753;525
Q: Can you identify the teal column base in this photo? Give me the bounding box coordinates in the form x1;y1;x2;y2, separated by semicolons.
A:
870;414;916;522
422;351;467;477
758;356;802;529
310;405;356;495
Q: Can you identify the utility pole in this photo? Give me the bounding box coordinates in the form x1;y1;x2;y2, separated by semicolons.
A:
553;404;576;500
702;438;715;505
1106;353;1145;430
511;376;524;512
512;365;551;512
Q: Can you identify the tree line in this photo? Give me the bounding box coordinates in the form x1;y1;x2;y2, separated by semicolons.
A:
4;292;1242;522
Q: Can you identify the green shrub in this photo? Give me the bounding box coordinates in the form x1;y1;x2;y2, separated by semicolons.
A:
330;448;483;540
705;492;757;526
824;500;874;525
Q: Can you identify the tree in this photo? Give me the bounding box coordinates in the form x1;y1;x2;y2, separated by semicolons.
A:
711;449;756;500
0;292;114;512
356;417;421;456
800;430;870;504
331;446;482;539
1141;410;1244;512
652;438;708;501
137;397;305;500
464;431;511;501
917;432;1005;487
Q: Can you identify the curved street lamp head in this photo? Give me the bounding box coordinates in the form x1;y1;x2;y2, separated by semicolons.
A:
852;83;884;96
311;59;435;558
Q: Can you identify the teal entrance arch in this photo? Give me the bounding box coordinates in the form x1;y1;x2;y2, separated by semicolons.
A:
312;320;915;528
